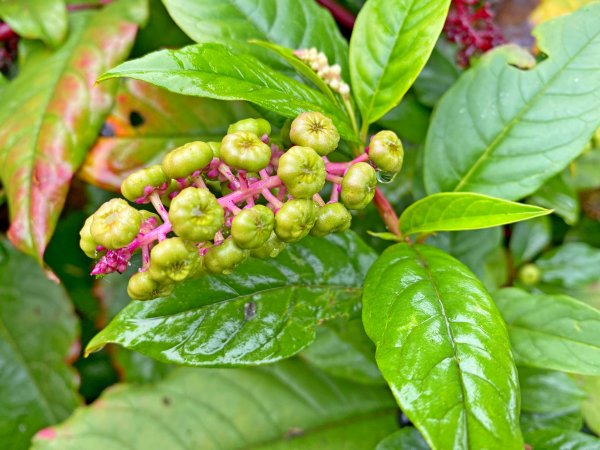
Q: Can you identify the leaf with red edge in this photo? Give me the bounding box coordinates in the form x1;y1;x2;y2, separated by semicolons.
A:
79;79;256;191
0;0;147;263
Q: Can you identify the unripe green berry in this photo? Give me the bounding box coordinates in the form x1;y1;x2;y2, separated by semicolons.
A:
148;237;201;282
220;131;272;172
228;118;271;137
369;130;404;173
250;232;287;259
518;263;541;286
207;141;221;158
204;238;249;274
289;112;340;156
341;162;377;210
311;203;352;237
80;215;100;258
231;205;275;249
162;141;213;179
169;187;224;242
127;271;173;300
121;165;168;202
91;199;141;249
274;199;318;242
277;146;326;198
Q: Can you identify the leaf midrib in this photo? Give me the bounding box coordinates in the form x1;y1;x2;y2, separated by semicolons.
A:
453;26;600;192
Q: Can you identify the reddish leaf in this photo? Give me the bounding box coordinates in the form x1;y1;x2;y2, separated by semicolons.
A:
0;1;147;263
79;79;257;191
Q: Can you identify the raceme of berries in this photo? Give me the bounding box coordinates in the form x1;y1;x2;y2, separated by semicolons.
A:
81;112;404;300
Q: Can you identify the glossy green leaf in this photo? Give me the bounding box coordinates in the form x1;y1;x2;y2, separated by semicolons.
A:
363;243;522;450
349;0;451;125
98;43;356;140
519;367;585;413
509;216;552;266
495;288;600;375
580;376;600;435
400;192;551;235
425;4;600;200
161;0;349;76
87;233;376;366
300;318;384;385
0;1;146;262
572;146;600;191
376;428;429;450
537;243;600;288
31;360;397;450
530;172;580;225
80;79;255;191
0;0;67;48
524;428;600;449
413;40;461;108
0;240;80;450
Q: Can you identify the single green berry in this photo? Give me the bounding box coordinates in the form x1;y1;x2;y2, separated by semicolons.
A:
220;131;272;172
207;141;221;158
518;263;541;286
228;118;271;137
169;187;224;242
121;165;168;202
311;203;352;236
204;238;249;274
148;237;201;282
90;199;141;249
277;146;326;198
369;130;404;173
127;271;173;300
250;232;287;259
289;111;340;156
274;199;318;242
79;215;100;258
341;162;377;210
280;118;293;148
162;141;213;179
231;205;275;249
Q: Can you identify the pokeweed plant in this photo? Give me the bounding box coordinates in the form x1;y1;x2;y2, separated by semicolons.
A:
1;0;600;449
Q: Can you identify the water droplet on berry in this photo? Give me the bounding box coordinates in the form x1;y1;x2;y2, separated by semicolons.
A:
375;170;397;184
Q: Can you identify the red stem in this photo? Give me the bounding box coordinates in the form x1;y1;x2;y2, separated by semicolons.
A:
0;23;16;41
316;0;356;29
374;187;401;237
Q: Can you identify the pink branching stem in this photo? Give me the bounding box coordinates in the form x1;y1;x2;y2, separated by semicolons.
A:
326;174;344;184
218;172;283;206
149;192;170;223
329;184;340;203
224;201;242;215
325;153;369;174
374;187;401;237
214;230;224;244
237;172;255;207
313;194;326;206
277;184;287;202
193;176;207;189
141;244;150;271
262;188;284;209
218;164;240;189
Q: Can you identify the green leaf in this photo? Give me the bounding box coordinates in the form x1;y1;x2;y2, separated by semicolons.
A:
400;192;551;235
161;0;349;76
376;428;429;450
530;172;580;225
363;243;522;450
300;318;384;385
31;360;398;450
572;146;600;191
424;4;600;200
86;233;376;366
519;367;585;413
349;0;451;125
98;43;356;140
537;243;600;288
80;79;256;191
579;376;600;436
524;428;600;449
494;288;600;375
509;216;552;266
0;0;67;48
0;1;145;262
0;239;80;450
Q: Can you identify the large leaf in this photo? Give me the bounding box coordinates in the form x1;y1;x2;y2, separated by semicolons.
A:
161;0;349;77
0;1;146;262
363;243;522;450
494;288;600;375
0;0;67;48
519;367;585;413
509;216;552;266
98;42;356;140
536;242;600;288
531;0;596;25
31;360;397;450
349;0;451;126
79;79;256;190
399;192;551;235
0;240;80;450
87;233;376;366
524;428;600;449
424;4;600;200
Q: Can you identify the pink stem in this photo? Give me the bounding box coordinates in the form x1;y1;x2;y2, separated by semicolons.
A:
326;174;344;184
374;187;401;237
316;0;356;29
224;201;242;215
329;184;340;203
149;192;169;223
263;188;284;209
313;194;326;206
193;176;207;189
219;174;283;206
219;164;240;189
325;153;369;174
141;244;150;271
238;172;255;207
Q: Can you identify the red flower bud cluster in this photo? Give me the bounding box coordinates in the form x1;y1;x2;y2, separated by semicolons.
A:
0;22;18;75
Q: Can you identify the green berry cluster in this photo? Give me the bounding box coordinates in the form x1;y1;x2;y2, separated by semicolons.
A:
81;112;404;301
